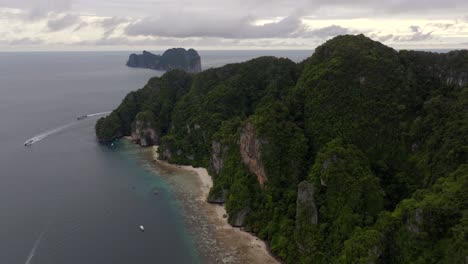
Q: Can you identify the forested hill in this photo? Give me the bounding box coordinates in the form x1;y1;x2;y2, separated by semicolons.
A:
96;34;467;263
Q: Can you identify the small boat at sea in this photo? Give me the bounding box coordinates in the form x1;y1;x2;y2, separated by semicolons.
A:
140;225;145;232
77;115;88;120
24;139;34;146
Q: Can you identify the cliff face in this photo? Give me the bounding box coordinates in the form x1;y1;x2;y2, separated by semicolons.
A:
126;48;202;73
211;141;226;175
295;181;318;252
130;111;159;147
97;35;468;264
239;122;267;186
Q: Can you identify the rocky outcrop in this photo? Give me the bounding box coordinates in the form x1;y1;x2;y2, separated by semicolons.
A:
131;111;159;147
131;122;158;147
320;154;339;186
95;113;123;143
295;181;318;236
406;208;423;234
240;122;267;186
126;48;202;73
207;188;228;204
211;141;228;175
230;207;250;227
160;145;172;160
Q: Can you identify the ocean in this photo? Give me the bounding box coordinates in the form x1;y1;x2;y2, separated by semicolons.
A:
0;50;311;264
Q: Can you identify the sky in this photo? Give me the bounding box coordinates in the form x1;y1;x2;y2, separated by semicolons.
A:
0;0;467;51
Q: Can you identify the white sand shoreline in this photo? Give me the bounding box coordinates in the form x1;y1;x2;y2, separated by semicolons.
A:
151;145;279;264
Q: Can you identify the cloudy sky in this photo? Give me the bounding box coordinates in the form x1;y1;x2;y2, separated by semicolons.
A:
0;0;467;51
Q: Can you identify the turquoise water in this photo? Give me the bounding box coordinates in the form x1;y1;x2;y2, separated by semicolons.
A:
109;140;200;263
0;52;198;264
0;50;311;264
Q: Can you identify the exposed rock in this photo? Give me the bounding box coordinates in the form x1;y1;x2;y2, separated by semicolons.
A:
240;122;267;186
296;181;318;227
295;180;318;253
294;181;318;254
411;142;419;152
126;48;202;73
162;148;172;160
367;246;382;264
407;208;423;234
230;207;250;227
211;141;227;175
131;112;159;147
320;154;338;186
207;188;228;204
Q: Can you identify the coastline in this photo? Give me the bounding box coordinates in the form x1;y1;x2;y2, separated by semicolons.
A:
150;145;279;264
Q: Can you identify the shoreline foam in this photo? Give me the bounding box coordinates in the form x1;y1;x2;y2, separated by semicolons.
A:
151;145;279;264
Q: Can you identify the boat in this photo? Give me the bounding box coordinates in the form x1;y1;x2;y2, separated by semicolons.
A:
24;139;34;146
139;225;145;232
77;115;88;120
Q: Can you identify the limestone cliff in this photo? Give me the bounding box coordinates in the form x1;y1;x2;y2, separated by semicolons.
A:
239;122;267;186
131;111;159;147
211;141;227;175
229;207;250;227
207;141;228;204
295;181;318;227
295;181;318;251
127;48;202;73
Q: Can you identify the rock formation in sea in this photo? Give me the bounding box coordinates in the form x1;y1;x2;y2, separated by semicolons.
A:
126;48;202;73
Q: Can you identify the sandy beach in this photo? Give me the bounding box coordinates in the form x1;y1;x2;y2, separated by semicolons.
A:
150;145;279;264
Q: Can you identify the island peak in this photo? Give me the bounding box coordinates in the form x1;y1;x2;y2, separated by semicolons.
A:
127;48;202;73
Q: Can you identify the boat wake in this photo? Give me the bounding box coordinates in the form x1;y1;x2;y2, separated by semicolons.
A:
83;111;111;118
24;223;50;264
24;122;76;146
23;111;111;146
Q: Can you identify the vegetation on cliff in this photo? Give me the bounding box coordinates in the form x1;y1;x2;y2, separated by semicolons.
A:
96;34;467;263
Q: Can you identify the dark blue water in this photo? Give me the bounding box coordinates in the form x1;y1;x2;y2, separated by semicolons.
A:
0;50;311;264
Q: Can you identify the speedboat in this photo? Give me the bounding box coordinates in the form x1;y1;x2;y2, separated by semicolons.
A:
77;115;88;120
24;139;34;146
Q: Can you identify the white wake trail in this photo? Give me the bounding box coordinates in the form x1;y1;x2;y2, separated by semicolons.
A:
24;227;48;264
84;111;112;118
23;111;111;146
24;122;76;146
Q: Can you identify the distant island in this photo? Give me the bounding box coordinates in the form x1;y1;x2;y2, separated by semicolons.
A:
99;35;467;264
126;48;202;73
